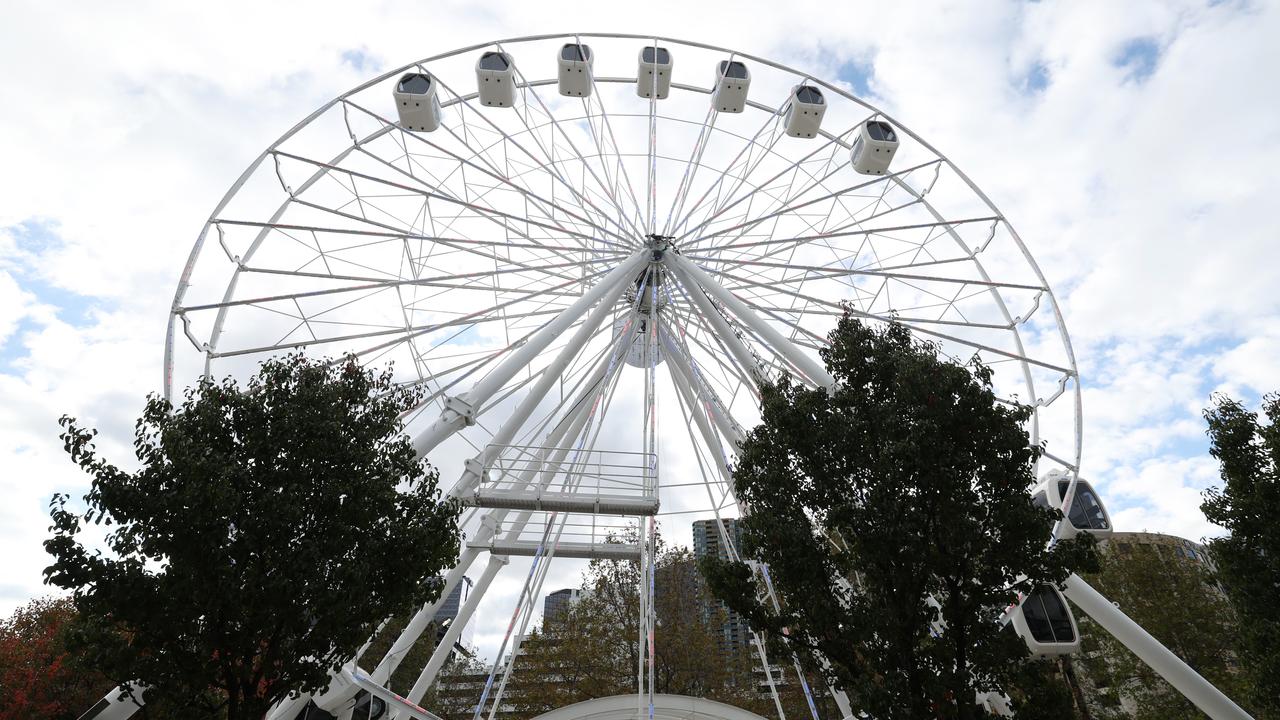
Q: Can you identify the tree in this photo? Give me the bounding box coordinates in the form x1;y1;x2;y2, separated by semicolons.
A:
44;353;462;720
702;316;1096;720
1201;392;1280;717
0;596;115;720
458;530;833;720
1072;540;1254;720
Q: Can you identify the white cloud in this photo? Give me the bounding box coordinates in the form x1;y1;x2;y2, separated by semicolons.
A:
2;0;1277;674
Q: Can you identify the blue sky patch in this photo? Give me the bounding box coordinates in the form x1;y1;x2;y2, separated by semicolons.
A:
341;48;378;74
0;220;103;370
1023;62;1051;94
1114;37;1161;82
837;58;875;99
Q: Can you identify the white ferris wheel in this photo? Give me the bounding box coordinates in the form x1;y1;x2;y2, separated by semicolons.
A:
136;32;1252;720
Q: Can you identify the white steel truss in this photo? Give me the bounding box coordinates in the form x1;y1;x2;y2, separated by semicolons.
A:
132;32;1260;720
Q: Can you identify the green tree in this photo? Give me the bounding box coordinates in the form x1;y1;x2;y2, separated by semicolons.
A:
475;530;834;720
44;353;462;720
702;316;1096;720
1202;392;1280;717
1074;541;1253;720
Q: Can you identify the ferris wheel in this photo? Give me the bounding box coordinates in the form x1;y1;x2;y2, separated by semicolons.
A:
116;32;1249;720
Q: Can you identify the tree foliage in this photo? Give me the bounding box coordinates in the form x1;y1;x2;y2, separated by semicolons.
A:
0;596;114;720
1201;392;1280;717
437;531;837;720
1076;541;1253;719
44;353;462;720
702;316;1096;720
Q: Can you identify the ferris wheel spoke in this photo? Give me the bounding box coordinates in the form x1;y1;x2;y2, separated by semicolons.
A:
435;71;646;245
577;40;649;237
673;116;862;247
209;261;612;360
704;263;1071;374
211;219;625;257
687;254;1045;292
666;102;788;241
273;150;603;252
504;57;649;242
345;100;633;250
664;303;757;403
177;257;615;316
660;106;717;237
284;196;589;286
687;158;944;252
354;141;621;268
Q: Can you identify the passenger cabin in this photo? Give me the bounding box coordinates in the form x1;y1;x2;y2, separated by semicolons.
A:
392;72;443;132
1011;584;1081;656
637;45;673;99
1032;470;1113;539
558;43;594;97
850;119;899;175
784;85;826;138
713;60;750;113
476;51;516;107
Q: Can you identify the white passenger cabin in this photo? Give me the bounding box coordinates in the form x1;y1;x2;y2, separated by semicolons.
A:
850;119;899;175
713;60;750;113
392;72;443;132
637;45;673;99
1032;469;1113;539
476;51;516;108
558;43;594;97
784;85;826;138
1011;584;1081;656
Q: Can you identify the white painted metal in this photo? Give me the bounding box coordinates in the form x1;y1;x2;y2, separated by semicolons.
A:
637;45;672;99
1009;584;1081;657
154;31;1251;720
475;51;516;107
399;555;509;714
411;252;646;458
77;688;146;720
393;72;443;132
666;252;834;388
850;119;898;175
712;60;750;113
558;43;594;97
1034;469;1114;539
783;85;825;138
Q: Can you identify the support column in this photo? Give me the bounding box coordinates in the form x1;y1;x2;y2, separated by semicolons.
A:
1062;574;1252;720
666;252;834;388
412;251;646;458
453;262;639;498
400;555;509;712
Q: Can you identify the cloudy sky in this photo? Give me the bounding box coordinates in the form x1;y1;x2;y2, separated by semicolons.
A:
2;0;1277;667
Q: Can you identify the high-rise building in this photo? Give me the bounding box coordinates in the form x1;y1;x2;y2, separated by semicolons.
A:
691;518;753;657
543;587;580;623
436;575;475;651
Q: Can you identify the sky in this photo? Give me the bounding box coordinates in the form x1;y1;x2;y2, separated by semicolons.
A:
2;0;1278;668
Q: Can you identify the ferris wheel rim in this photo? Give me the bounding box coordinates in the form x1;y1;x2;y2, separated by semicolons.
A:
165;33;1080;455
147;32;1105;720
161;32;1086;511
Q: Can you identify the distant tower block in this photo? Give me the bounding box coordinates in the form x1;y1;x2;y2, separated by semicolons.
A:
476;51;516;107
637;45;673;99
558;43;594;97
392;72;443;132
784;84;825;138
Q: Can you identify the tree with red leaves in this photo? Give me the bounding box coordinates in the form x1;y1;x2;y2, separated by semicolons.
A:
0;595;113;720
